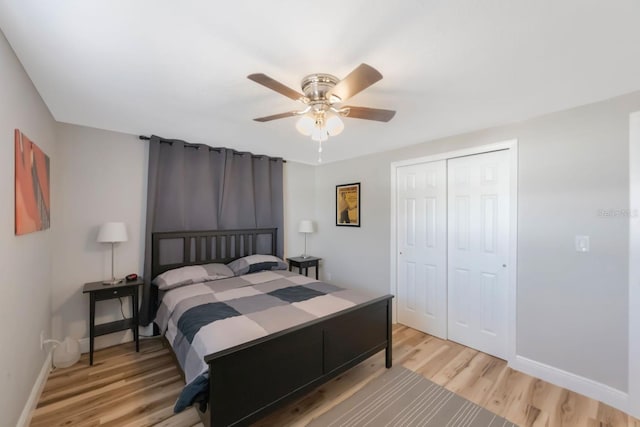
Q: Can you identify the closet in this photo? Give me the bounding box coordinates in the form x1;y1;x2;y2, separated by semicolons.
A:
396;149;511;359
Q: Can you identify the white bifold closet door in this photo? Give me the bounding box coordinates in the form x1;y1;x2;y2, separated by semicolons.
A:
396;161;448;339
447;150;510;359
396;149;511;360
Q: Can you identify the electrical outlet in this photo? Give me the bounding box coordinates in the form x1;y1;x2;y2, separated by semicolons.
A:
326;272;332;281
575;235;590;252
40;331;45;350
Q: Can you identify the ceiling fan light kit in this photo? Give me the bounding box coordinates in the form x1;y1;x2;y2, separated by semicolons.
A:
296;112;344;136
248;64;396;162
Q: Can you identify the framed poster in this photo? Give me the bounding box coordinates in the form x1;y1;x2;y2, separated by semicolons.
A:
15;129;50;235
336;182;360;227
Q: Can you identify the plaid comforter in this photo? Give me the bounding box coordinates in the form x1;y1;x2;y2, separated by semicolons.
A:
154;269;377;411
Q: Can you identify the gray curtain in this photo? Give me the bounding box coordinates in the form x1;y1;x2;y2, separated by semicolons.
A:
140;136;284;325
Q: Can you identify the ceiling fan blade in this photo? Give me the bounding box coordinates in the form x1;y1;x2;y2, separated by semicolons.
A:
328;64;383;102
247;73;307;102
342;106;396;122
253;111;298;122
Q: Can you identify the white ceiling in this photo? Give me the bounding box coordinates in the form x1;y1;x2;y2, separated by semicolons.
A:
1;1;639;164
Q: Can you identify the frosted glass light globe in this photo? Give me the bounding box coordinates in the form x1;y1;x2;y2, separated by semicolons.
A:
326;115;344;136
296;116;315;136
311;127;328;142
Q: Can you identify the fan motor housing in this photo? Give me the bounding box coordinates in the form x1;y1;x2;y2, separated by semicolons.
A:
301;73;339;102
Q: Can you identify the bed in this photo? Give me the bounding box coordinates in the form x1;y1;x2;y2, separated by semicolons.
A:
151;228;393;427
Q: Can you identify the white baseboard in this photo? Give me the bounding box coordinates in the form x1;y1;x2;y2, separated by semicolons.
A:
510;355;629;413
16;350;52;427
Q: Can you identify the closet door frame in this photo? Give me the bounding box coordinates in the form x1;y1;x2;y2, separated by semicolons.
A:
390;139;518;363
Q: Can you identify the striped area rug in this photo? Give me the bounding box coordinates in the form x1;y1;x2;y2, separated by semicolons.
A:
308;367;517;427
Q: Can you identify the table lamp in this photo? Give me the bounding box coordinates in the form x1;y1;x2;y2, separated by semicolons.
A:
298;220;314;259
97;222;128;285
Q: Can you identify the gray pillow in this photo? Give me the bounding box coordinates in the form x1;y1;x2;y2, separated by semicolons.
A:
153;263;234;290
227;254;288;276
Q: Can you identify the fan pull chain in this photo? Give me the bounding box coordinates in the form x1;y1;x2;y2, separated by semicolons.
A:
318;139;323;163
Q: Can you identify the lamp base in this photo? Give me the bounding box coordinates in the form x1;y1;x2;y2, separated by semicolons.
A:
102;278;123;286
300;254;311;259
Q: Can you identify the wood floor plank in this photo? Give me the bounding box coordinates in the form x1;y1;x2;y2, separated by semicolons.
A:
99;382;186;426
147;408;201;427
33;375;184;427
502;374;541;425
30;328;639;427
39;355;176;407
430;346;478;386
445;351;507;406
33;364;182;420
414;337;467;380
599;402;633;427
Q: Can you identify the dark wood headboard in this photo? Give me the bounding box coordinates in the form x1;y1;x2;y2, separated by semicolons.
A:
151;228;277;279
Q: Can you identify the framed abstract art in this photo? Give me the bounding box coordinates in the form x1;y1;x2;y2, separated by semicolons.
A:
15;129;50;235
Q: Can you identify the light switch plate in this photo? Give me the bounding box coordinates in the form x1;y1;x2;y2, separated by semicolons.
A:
575;235;590;252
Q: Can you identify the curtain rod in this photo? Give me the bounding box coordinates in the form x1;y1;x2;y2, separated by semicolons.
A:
138;135;286;163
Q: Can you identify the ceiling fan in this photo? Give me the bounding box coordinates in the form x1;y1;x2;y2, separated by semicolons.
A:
248;64;395;156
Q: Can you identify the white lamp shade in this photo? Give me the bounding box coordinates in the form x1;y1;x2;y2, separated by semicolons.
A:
296;116;315;136
311;127;328;142
97;222;128;243
325;114;344;136
298;220;314;233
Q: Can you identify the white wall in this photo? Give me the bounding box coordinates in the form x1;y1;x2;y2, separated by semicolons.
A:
312;91;640;394
51;124;147;348
0;30;57;426
284;161;316;259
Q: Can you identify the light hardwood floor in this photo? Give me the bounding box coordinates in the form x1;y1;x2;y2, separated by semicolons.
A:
31;325;639;427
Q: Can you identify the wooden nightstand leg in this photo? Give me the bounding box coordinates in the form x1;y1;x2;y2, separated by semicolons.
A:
133;292;139;352
315;265;318;280
288;264;293;272
386;300;393;369
89;293;95;365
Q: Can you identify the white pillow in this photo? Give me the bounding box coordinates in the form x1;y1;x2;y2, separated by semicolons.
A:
227;254;288;276
153;263;234;290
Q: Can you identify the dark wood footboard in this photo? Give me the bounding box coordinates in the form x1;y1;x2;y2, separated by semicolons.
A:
200;295;393;427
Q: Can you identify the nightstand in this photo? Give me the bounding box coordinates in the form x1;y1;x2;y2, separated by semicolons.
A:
287;256;321;280
82;278;144;365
